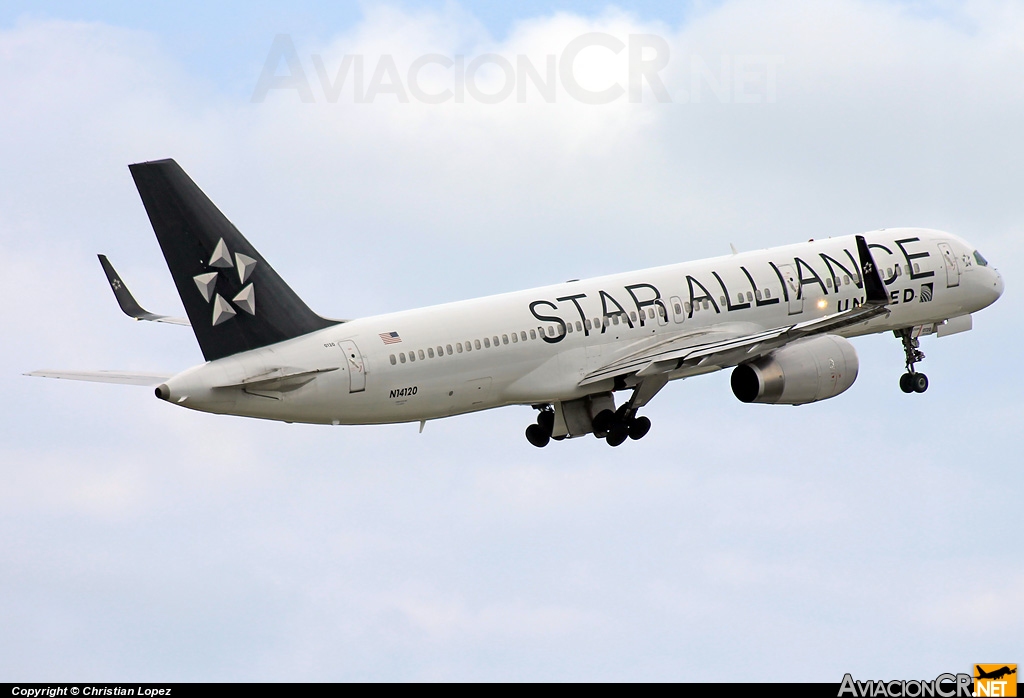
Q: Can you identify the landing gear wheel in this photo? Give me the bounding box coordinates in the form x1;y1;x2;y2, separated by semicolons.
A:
606;421;629;447
896;328;928;394
628;416;651;440
526;424;550;448
592;409;616;437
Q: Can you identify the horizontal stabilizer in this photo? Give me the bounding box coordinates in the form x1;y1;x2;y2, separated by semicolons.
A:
98;255;190;325
214;366;339;393
25;370;172;386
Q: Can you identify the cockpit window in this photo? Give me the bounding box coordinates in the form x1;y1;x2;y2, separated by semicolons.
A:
973;250;989;267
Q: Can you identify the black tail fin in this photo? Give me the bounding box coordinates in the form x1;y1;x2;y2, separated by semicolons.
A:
856;234;889;305
129;159;338;361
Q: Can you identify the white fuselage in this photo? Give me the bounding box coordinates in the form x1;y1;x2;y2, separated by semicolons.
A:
160;228;1003;425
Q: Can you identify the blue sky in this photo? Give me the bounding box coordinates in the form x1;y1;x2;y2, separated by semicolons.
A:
1;0;1022;682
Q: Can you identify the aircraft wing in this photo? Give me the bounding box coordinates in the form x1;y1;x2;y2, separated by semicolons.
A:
98;254;190;325
25;370;172;386
580;303;889;386
581;234;891;387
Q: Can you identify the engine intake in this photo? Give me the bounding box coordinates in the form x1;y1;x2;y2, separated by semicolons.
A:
731;335;859;405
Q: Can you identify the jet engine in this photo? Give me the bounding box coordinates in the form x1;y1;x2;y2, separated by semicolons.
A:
730;335;859;405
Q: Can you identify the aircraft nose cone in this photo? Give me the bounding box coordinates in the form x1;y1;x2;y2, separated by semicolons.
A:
988;269;1004;304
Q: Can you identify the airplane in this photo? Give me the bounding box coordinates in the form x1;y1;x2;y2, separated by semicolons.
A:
27;159;1005;447
975;666;1016;681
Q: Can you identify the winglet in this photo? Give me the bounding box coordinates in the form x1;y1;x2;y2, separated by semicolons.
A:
97;255;190;325
855;235;889;305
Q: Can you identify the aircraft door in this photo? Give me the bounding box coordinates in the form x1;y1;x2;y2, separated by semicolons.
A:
937;243;960;288
778;264;803;315
338;340;366;393
669;296;686;324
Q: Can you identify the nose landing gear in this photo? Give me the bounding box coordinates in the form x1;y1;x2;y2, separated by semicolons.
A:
896;328;929;394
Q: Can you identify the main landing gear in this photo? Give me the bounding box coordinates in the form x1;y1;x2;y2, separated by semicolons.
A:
896;328;929;394
592;407;651;447
524;404;652;448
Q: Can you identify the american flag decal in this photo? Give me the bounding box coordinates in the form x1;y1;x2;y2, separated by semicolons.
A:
379;331;402;345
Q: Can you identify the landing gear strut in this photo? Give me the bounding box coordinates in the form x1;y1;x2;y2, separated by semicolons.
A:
896;328;929;394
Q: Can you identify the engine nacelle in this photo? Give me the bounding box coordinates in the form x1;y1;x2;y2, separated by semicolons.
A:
731;335;859;405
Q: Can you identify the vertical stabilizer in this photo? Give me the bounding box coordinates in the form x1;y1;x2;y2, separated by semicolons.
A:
129;159;338;361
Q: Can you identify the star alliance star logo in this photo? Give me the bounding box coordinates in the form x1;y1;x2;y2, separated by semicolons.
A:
193;238;257;326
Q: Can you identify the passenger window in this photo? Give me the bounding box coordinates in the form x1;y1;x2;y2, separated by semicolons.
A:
719;296;727;306
765;288;771;298
567;323;573;333
409;352;415;362
914;263;921;273
400;353;406;364
456;343;463;353
511;333;518;344
446;344;453;355
630;312;637;323
428;347;435;358
647;309;654;320
390;354;397;365
418;349;425;360
585;318;592;330
437;346;443;357
502;334;509;345
465;341;472;352
843;275;850;285
886;267;892;277
520;331;527;341
826;278;833;288
747;292;753;302
674;302;683;315
474;339;481;350
484;337;490;348
530;330;537;340
685;302;692;313
703;299;710;310
754;290;762;301
548;326;554;336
